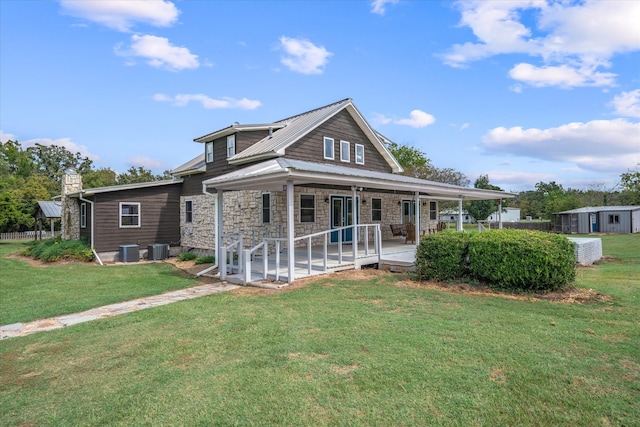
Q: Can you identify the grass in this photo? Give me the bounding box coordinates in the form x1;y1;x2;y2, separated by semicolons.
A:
0;241;199;325
1;235;639;426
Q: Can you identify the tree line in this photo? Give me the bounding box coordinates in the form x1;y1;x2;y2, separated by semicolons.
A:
0;140;172;232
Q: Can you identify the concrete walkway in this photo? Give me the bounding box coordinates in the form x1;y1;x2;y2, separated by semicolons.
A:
0;282;239;340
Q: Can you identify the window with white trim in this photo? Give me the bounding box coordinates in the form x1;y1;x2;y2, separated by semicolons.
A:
340;140;350;162
300;194;315;223
205;142;214;163
324;137;334;160
355;143;364;165
80;203;87;228
226;134;236;158
429;201;437;221
262;193;271;223
119;202;140;228
371;198;382;221
185;200;193;223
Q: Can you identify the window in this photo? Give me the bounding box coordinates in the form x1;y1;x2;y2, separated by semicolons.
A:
185;200;193;223
323;137;334;160
429;201;437;221
300;194;315;223
226;134;236;158
609;214;620;224
355;143;364;165
80;203;87;228
205;142;214;163
371;198;382;221
340;140;350;162
262;193;271;223
120;202;140;228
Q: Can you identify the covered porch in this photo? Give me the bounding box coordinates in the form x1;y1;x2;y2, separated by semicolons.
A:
203;158;514;286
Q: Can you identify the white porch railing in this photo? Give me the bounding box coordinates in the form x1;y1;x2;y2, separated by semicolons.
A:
241;224;382;285
219;233;243;280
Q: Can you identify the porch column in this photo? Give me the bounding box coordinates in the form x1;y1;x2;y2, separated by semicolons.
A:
352;186;358;256
286;180;295;284
498;199;503;229
457;199;463;232
414;192;420;243
216;190;224;279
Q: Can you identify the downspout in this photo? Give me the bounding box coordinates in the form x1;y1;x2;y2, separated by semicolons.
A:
198;183;219;276
78;193;103;265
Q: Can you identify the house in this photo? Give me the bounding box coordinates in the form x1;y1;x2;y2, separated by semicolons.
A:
61;98;514;283
440;207;521;224
555;206;640;234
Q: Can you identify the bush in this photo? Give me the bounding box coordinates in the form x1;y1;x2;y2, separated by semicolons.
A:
177;251;198;261
414;230;576;293
414;231;471;281
23;237;94;262
468;230;576;292
194;256;216;265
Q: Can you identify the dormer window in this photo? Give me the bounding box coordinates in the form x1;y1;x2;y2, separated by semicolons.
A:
205;142;213;163
226;134;236;158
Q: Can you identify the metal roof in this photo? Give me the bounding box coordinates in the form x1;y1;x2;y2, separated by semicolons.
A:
203;158;514;201
69;179;183;197
192;98;403;173
172;153;205;176
557;206;640;214
37;201;62;218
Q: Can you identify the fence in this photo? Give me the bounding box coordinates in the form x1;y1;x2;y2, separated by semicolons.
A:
498;222;554;232
0;231;61;241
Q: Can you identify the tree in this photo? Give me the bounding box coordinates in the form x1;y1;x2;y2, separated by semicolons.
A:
116;166;167;185
387;141;469;186
620;164;640;205
83;168;118;189
27;143;93;183
466;175;503;222
0;140;35;178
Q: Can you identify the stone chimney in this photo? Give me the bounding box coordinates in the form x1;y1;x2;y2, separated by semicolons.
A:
60;167;82;241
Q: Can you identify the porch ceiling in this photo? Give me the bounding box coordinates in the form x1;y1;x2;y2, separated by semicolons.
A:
203;158;515;201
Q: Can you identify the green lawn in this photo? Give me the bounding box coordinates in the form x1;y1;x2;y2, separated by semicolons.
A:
0;241;199;325
1;235;638;426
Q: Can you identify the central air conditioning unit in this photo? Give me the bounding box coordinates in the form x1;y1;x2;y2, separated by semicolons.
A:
148;243;169;260
119;244;140;263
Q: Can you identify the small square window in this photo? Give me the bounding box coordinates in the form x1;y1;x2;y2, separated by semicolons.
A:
185;200;193;223
340;140;350;162
120;202;140;228
609;214;619;224
262;193;271;223
324;137;334;160
355;144;364;165
205;142;214;163
371;198;382;221
227;134;236;158
300;195;315;223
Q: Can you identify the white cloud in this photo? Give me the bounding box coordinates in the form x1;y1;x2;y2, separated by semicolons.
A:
443;0;640;88
279;36;332;75
482;118;640;173
5;135;101;162
127;156;167;170
59;0;179;32
154;93;261;110
371;0;399;15
371;113;393;126
116;34;199;71
611;89;640;118
508;62;616;88
395;110;436;128
485;170;557;187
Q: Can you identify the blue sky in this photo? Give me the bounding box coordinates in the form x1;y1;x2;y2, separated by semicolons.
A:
1;0;639;192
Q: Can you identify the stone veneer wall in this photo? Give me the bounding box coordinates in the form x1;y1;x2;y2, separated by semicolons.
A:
61;172;82;241
180;189;439;253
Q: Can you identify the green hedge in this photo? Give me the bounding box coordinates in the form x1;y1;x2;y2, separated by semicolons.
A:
415;231;471;281
23;237;94;262
415;230;576;292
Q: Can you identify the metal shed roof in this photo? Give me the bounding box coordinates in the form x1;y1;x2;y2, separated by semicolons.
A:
203;158;514;201
557;206;640;214
36;201;62;218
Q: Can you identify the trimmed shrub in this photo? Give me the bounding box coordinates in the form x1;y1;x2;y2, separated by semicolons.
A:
414;231;471;281
177;251;198;261
194;255;216;265
23;237;94;262
468;230;576;292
